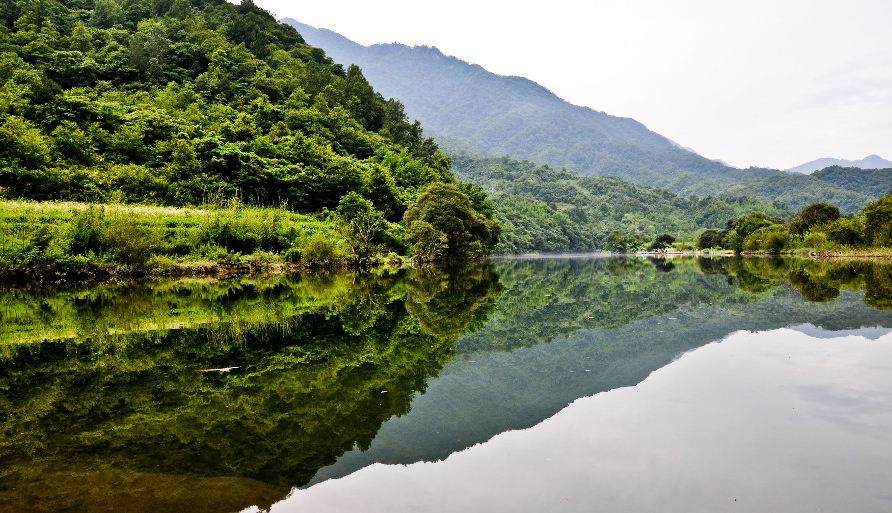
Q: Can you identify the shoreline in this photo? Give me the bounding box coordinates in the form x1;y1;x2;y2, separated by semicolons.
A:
6;250;892;287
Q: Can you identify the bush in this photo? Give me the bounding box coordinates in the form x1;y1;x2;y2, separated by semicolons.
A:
743;225;791;254
69;206;105;256
302;233;341;270
825;217;865;246
284;245;302;263
102;218;161;265
697;229;726;250
802;231;831;250
863;196;892;246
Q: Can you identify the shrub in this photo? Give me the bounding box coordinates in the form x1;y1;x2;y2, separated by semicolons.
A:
284;245;302;263
863;196;892;246
102;218;161;265
803;231;831;250
302;233;341;270
697;229;725;250
825;217;865;246
69;206;105;256
743;225;791;254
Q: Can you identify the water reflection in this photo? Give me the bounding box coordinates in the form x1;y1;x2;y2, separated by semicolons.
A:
281;329;892;513
1;257;891;512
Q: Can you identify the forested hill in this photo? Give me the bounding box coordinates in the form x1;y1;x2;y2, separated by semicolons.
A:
284;19;777;196
0;0;463;214
451;155;781;253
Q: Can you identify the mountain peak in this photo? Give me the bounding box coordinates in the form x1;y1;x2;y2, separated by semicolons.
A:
786;155;892;174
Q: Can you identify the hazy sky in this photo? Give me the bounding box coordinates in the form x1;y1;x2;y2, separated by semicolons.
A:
249;0;891;169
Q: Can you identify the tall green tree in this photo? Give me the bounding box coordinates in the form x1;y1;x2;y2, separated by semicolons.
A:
337;192;384;267
404;183;499;262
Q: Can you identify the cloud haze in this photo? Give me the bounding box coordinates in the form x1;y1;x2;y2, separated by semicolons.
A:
249;0;892;169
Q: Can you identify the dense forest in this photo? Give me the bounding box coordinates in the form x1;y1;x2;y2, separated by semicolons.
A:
697;195;892;255
0;0;497;278
452;155;782;253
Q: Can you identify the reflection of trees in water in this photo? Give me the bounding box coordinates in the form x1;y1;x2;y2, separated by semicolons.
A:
707;257;892;309
3;257;892;512
0;267;501;512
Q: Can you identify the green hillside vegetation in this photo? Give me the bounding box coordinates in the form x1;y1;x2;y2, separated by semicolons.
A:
724;166;891;214
697;195;892;256
0;0;496;278
452;155;782;253
811;165;892;197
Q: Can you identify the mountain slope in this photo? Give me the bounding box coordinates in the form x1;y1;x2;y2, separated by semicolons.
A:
452;155;782;253
0;1;456;214
786;155;892;174
284;19;777;196
283;20;884;214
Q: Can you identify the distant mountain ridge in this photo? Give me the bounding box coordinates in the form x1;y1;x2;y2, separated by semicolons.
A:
284;19;889;213
283;18;769;196
786;155;892;174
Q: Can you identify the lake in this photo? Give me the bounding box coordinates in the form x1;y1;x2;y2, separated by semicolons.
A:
1;256;891;512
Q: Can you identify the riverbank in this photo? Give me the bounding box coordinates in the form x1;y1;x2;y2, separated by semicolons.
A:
0;199;413;284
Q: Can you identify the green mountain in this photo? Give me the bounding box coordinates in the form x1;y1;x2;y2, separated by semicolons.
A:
285;20;884;213
0;0;484;227
452;155;781;253
283;19;764;197
811;165;892;197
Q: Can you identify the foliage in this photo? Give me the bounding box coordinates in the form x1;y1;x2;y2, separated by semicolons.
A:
0;0;496;271
697;229;725;250
743;225;792;254
649;234;675;250
404;182;499;261
301;231;342;270
789;202;840;235
337;191;384;266
406;220;447;264
863;196;892;247
452;155;782;253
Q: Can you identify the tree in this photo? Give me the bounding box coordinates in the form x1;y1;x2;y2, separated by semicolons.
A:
337;192;384;267
790;202;841;235
825;216;865;246
90;0;124;28
649;234;675;250
863;196;892;247
697;229;725;250
725;211;777;252
403;183;499;262
407;221;447;264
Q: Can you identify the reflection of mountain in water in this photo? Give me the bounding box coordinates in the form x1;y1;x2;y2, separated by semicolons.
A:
309;258;892;487
790;323;892;340
2;257;892;512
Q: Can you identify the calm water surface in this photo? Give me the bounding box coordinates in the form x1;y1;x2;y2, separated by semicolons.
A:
1;257;891;512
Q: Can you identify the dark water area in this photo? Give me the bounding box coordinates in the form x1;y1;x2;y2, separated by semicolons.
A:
1;257;891;512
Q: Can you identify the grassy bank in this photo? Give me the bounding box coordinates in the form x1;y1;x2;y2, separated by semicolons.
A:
0;200;403;283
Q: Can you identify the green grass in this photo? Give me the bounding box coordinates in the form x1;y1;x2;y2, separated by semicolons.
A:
0;199;350;281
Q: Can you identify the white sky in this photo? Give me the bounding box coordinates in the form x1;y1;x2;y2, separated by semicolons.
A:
249;0;892;170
